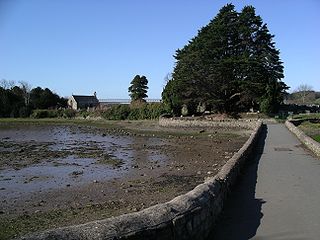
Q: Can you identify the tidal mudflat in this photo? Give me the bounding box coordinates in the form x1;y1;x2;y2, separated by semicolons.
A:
0;120;250;239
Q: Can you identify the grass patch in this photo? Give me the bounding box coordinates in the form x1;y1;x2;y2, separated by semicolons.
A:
312;135;320;143
0;202;124;240
299;121;320;129
298;120;320;142
292;113;320;120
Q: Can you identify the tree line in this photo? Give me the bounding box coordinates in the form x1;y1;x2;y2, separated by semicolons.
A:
1;4;292;118
0;79;67;118
162;4;288;115
286;84;320;105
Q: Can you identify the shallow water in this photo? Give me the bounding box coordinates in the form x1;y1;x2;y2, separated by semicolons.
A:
0;125;167;199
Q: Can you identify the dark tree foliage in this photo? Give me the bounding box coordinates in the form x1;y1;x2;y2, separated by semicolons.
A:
0;82;67;118
162;4;288;115
0;87;25;117
30;87;62;109
128;75;149;103
161;78;181;114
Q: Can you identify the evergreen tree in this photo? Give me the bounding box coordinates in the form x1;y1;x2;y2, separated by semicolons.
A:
167;4;241;114
162;78;181;114
128;75;149;103
162;4;287;115
30;87;60;109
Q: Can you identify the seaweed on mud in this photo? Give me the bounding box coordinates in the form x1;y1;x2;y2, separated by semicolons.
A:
0;138;125;170
96;153;124;168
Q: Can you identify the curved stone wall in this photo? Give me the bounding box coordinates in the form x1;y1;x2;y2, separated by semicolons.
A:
159;116;258;129
20;121;263;240
285;120;320;157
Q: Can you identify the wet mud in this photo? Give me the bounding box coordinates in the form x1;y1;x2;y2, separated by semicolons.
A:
0;121;249;239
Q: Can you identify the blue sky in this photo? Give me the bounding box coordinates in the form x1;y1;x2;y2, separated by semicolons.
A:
1;0;319;99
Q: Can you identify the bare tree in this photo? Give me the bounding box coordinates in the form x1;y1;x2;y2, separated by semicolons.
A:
294;84;314;104
163;73;172;88
19;81;32;106
0;79;15;89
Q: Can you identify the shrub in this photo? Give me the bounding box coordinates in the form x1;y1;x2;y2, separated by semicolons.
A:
62;109;76;119
128;103;167;120
30;109;76;119
259;98;272;115
78;110;90;119
102;105;130;120
31;109;51;118
102;103;167;120
19;106;31;118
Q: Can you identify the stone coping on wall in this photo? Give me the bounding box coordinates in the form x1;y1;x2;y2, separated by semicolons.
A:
20;121;263;240
159;116;260;130
285;120;320;157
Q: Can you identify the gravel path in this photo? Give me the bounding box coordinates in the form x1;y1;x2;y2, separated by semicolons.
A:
207;123;320;239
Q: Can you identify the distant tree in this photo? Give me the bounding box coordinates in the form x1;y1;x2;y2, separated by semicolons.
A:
19;81;31;106
293;84;314;104
57;97;68;108
30;87;61;109
30;87;42;108
128;75;148;103
0;87;11;117
0;79;67;117
0;79;15;89
0;86;25;117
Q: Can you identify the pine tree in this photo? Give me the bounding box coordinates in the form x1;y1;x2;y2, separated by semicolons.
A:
167;4;240;114
128;75;148;103
162;4;287;115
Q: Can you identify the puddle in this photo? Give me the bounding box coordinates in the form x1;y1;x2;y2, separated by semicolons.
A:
0;156;124;198
0;125;167;199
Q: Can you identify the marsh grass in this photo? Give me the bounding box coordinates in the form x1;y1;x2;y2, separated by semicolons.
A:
298;120;320;142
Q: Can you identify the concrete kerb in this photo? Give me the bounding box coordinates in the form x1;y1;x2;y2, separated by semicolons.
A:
20;120;263;240
285;120;320;157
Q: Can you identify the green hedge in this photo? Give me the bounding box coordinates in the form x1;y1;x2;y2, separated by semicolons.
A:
102;103;167;120
31;109;76;119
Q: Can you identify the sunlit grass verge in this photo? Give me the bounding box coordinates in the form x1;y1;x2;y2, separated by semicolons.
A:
291;113;320;120
312;135;320;143
297;120;320;143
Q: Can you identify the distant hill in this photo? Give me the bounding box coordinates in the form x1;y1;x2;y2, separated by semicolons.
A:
285;91;320;105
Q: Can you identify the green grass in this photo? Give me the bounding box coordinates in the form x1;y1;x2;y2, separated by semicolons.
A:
312;135;320;143
297;120;320;143
299;121;320;128
291;113;320;120
0;202;122;240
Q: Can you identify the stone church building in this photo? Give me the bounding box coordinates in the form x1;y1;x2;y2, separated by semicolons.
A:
68;92;99;110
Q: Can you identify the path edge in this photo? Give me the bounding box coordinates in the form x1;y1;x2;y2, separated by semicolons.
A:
285;120;320;157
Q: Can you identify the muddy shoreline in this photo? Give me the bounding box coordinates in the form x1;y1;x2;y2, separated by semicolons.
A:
0;120;250;239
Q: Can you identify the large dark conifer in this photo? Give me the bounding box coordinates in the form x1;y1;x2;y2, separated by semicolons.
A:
162;4;287;115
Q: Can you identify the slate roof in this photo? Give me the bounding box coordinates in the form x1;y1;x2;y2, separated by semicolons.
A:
72;95;99;104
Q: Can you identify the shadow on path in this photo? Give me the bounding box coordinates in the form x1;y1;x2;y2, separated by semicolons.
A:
206;125;268;240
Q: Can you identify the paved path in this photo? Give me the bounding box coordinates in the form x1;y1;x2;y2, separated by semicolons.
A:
207;123;320;240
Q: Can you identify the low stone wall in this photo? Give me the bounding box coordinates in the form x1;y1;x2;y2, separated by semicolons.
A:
21;121;263;240
285;120;320;157
159;116;258;130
